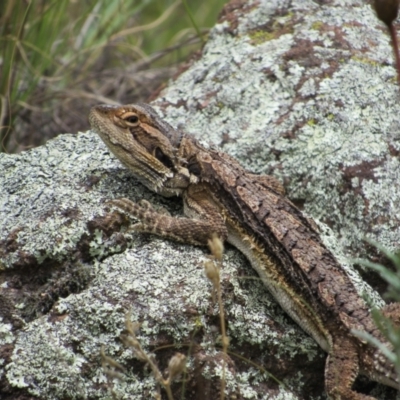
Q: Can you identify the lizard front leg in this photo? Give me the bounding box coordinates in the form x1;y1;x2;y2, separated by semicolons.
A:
108;184;228;247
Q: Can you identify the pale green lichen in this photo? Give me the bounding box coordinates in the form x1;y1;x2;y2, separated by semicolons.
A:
0;318;14;382
249;30;279;45
0;318;13;346
311;21;324;31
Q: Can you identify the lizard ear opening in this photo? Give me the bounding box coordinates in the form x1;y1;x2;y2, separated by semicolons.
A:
154;147;174;169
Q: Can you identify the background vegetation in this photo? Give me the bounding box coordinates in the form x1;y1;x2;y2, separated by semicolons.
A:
356;243;400;385
0;0;227;153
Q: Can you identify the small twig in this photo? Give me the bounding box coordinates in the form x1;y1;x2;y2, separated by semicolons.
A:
110;0;181;42
181;0;205;44
121;312;186;400
205;234;229;400
100;345;126;400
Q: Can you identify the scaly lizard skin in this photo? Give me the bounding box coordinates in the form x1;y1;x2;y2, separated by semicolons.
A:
89;103;400;399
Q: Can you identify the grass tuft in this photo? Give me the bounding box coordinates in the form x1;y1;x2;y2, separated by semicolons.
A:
0;0;227;152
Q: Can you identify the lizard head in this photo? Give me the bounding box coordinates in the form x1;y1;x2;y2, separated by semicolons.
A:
89;103;190;196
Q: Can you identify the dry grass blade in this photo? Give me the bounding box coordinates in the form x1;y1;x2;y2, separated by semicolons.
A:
110;0;181;42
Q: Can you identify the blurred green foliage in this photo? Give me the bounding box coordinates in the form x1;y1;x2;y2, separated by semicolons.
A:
354;242;400;384
0;0;227;152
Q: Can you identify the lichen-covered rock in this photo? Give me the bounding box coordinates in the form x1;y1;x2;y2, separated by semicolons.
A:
0;0;399;399
154;0;400;259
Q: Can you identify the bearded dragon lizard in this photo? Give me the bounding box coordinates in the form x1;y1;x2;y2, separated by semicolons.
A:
89;103;400;399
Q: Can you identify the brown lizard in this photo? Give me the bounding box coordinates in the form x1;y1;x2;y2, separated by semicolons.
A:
89;103;400;399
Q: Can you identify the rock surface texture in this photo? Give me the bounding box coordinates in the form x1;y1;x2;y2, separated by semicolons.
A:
1;0;399;399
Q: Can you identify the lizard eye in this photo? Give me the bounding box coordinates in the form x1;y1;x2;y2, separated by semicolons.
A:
124;114;139;124
154;147;174;169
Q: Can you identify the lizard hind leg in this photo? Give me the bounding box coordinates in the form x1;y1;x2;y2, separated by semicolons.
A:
325;338;376;400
